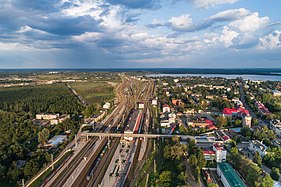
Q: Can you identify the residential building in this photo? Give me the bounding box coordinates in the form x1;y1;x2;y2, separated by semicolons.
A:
254;101;271;116
222;107;250;119
242;115;252;128
270;120;281;137
103;102;111;109
152;99;157;106
45;135;67;147
138;102;145;109
162;104;171;113
248;140;268;157
172;99;183;106
36;113;59;120
272;90;281;97
213;143;227;163
217;162;247;187
203;150;216;161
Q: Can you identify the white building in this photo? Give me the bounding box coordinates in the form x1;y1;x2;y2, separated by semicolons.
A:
103;102;111;109
162;104;171;113
138;102;145;109
248;140;268;157
213;143;227;163
152;99;157;106
272;90;281;97
36;114;59;120
160;119;170;127
242;115;252;128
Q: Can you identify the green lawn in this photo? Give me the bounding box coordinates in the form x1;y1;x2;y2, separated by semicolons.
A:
70;81;115;105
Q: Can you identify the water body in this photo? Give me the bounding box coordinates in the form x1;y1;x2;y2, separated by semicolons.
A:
147;74;281;82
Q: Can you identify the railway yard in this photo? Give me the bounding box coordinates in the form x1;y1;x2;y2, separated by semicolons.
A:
32;75;155;187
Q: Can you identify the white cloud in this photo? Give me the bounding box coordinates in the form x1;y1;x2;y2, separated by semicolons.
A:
229;12;269;33
191;0;239;9
219;26;239;47
209;8;251;20
258;30;281;50
168;14;193;31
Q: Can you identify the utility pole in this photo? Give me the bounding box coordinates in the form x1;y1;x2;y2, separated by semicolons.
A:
51;154;54;171
107;136;111;149
22;179;25;187
75;134;78;148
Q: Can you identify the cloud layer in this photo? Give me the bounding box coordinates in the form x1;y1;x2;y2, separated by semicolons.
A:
0;0;280;68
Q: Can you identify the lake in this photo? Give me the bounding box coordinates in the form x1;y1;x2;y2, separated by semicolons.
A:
147;74;281;81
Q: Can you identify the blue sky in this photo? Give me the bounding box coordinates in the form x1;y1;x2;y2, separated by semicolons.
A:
0;0;281;68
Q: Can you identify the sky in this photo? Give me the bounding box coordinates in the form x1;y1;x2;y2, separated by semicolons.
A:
0;0;281;69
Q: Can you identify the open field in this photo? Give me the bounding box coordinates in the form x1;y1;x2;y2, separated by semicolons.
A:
70;81;116;105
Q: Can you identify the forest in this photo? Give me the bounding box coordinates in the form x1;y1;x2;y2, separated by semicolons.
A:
0;84;84;186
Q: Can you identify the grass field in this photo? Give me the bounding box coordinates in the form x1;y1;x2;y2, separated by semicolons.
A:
70;81;116;105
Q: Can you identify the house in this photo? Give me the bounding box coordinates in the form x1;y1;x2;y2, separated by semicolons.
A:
217;162;247;187
33;119;50;126
254;101;271;116
222;107;250;119
173;79;179;83
36;113;59;120
203;150;216;161
162;104;171;113
103;102;111;109
138;102;145;109
160;119;170;127
152;99;157;106
203;143;226;163
242;115;252;128
50;114;70;125
172;99;183;106
270;120;281;137
213;143;227;163
272;90;281;97
248;140;268;157
44;135;67;148
206;95;215;99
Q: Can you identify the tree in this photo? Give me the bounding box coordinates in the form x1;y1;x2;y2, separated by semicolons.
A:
0;164;6;178
196;150;206;169
246;165;261;187
270;167;280;181
253;152;262;167
208;183;219;187
216;116;227;128
194;166;200;182
38;128;50;145
234;119;242;126
159;170;172;186
252;118;259;126
189;154;198;170
255;174;274;187
241;127;253;139
23;160;39;177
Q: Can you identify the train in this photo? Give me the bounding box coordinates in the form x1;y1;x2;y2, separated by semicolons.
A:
86;145;108;180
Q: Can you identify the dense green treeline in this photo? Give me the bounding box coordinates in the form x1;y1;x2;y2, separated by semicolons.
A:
0;84;84;186
0;84;84;114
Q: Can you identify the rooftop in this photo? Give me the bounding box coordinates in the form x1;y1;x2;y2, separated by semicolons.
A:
218;162;247;187
250;140;268;152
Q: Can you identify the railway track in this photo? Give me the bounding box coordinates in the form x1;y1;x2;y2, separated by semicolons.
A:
50;76;153;187
88;138;120;187
48;137;98;187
